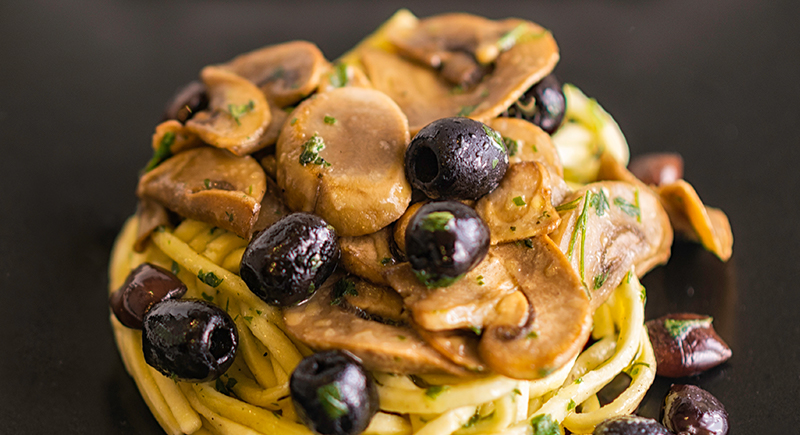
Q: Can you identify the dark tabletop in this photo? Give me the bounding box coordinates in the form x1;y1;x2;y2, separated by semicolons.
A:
1;0;798;433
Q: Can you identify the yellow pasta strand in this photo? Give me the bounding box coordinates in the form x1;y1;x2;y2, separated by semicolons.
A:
149;368;203;434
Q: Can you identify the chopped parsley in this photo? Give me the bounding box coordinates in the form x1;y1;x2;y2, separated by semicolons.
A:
526;330;539;339
530;414;561;435
290;117;298;126
566;191;592;284
143;131;175;172
197;270;223;288
504;137;519;156
331;278;357;306
627;361;651;376
170;261;180;276
380;257;393;266
476;275;485;286
201;292;214;302
574;377;583;384
323;115;337;125
492;158;499;169
227;100;255;126
203;178;211;190
299;134;330;166
497;23;529;52
664;316;713;339
225;211;234;223
593;270;609;289
243;315;253;323
425;385;448;399
421;211;454;232
482;124;507;154
412;269;463;289
317;383;349;419
513;196;527;206
458;105;477;116
555;196;583;213
215;377;238;397
329;63;348;88
468;325;482;335
590;189;610;216
567;399;576;411
614;190;641;222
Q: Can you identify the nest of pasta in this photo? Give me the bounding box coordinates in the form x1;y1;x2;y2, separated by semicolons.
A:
109;9;733;435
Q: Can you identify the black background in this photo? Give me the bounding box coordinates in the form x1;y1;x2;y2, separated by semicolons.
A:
1;0;798;433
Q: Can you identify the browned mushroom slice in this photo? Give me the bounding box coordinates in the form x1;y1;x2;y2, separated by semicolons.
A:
656;180;733;261
283;275;469;375
415;329;487;373
483;236;592;379
317;62;374;92
221;40;330;108
133;198;171;252
485;117;564;177
392;202;424;256
137;147;267;239
185;66;271;156
151;120;202;156
549;181;672;310
252;177;290;234
339;227;396;287
361;17;558;133
475;161;560;244
276;87;411;236
383;252;520;332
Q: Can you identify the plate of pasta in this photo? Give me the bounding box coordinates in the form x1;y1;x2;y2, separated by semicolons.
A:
106;9;736;435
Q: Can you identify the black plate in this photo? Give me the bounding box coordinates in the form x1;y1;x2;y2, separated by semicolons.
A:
1;1;798;433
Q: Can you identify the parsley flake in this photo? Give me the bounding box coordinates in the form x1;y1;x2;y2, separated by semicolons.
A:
530;414;561;435
143;131;175;172
425;385;448;399
201;292;214;302
299;134;330;166
614;190;641;222
590;189;610;216
513;196;527;206
664;317;713;339
227;100;255;126
421;211;454;232
317;383;349;420
323;115;337;125
482;124;506;154
555;196;583;212
331;278;358;306
170;261;180;276
329;63;348;88
504;137;519;156
197;270;223;288
567;399;576;411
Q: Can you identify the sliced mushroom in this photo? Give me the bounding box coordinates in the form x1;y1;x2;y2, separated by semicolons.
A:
151;120;202;156
383;252;522;332
485;117;563;176
482;236;592;379
339;227;397;287
415;328;487;373
474;161;560;244
656;180;733;261
185;66;271;156
220;40;330;108
361;15;559;133
283;275;470;375
276;87;411;236
392;201;424;255
137;147;267;239
133;198;171;252
549;181;672;309
252;176;290;234
317;62;374;92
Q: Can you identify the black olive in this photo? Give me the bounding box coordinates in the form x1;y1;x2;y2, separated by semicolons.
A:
291;350;379;435
240;213;340;307
109;263;187;329
405;201;489;288
162;80;209;123
502;73;565;135
593;415;671;435
405;117;509;201
142;299;238;382
646;313;732;378
662;384;729;435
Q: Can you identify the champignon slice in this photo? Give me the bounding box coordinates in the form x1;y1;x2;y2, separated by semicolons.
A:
485;117;563;176
549;181;672;310
317;63;374;92
339;227;396;287
482;236;592;379
220;40;330;108
361;16;558;133
276;87;411;236
283;275;470;376
252;176;290;234
151;120;202;156
656;180;733;261
185;66;271;156
137;147;267;239
383;252;521;332
415;329;487;373
392;202;424;256
475;161;560;244
134;198;171;252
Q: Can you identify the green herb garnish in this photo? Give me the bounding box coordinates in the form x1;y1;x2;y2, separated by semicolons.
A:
664;317;713;339
513;196;527;206
323;115;337;125
380;257;392;266
590;189;609;216
555;196;583;213
299;134;330;166
329;63;348;88
425;385;448;399
476;275;485;286
530;414;561;435
317;383;349;419
197;270;223;288
227;100;255;126
469;325;482;335
504;137;519;156
566;191;592;284
593;270;609;289
331;278;358;306
170;261;180;276
497;23;529;52
614;190;641;222
421;211;454;232
482;124;506;154
567;399;576;411
201;292;214;302
143;131;175;172
458;105;477;116
526;330;539;339
412;269;464;289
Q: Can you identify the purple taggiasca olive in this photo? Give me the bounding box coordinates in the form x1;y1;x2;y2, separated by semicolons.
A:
291;350;379;435
405;201;490;288
404;117;509;201
662;384;729;435
646;313;732;378
161;80;209;123
109;263;187;329
593;415;671;435
502;73;566;135
142;299;238;382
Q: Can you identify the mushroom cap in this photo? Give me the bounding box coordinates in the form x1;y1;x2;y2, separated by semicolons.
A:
137;147;267;239
361;14;559;133
276;87;411;237
185;66;271;156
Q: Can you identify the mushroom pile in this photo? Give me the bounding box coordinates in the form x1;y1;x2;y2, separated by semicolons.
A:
133;10;732;382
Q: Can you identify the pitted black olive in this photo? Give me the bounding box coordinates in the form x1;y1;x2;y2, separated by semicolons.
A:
291;350;379;435
142;299;238;382
662;384;729;435
404;117;508;200
502;73;565;135
109;263;187;329
646;313;732;378
405;201;489;288
162;80;209;123
593;415;670;435
240;213;340;306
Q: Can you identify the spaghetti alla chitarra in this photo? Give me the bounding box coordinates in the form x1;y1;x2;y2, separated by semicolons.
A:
108;9;733;435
